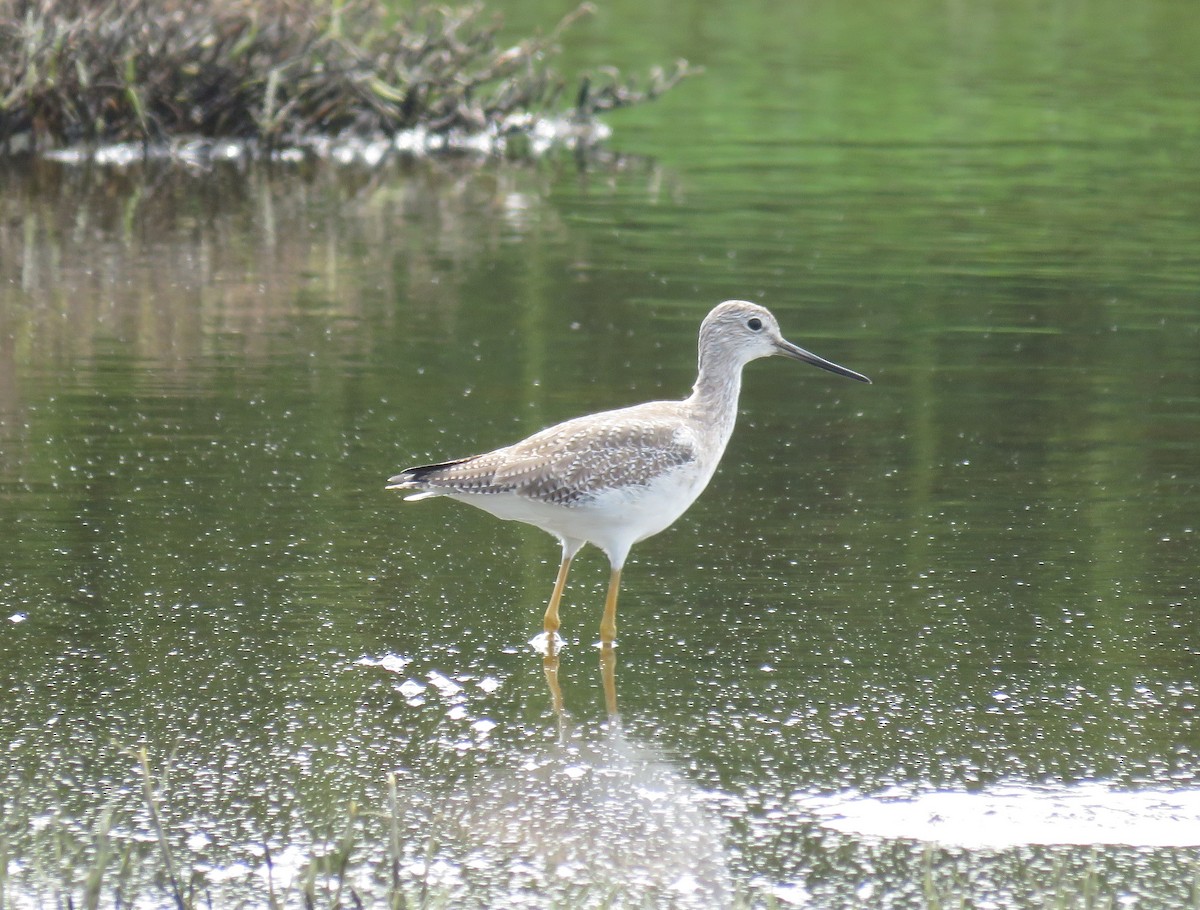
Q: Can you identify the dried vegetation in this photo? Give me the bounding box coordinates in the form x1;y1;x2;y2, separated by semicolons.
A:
0;0;698;155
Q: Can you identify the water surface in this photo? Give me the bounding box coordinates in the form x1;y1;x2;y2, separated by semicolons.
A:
2;1;1199;906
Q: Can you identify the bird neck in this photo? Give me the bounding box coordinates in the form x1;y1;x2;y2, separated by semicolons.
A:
688;348;745;445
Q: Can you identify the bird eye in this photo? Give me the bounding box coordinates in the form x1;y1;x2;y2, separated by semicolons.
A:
747;317;763;331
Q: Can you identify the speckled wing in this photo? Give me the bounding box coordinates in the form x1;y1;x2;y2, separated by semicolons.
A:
388;406;698;505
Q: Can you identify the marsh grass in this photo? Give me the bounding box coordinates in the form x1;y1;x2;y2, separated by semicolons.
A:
137;746;187;910
0;0;697;157
3;755;1196;909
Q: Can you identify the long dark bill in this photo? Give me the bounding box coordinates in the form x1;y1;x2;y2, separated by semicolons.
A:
776;339;872;384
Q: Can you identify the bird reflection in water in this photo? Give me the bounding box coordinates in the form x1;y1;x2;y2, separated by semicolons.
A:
540;639;617;723
436;641;733;908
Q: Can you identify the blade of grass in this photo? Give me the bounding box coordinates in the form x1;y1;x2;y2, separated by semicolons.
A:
136;746;185;910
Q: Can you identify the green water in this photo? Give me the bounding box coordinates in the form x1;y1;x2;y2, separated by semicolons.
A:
2;1;1199;906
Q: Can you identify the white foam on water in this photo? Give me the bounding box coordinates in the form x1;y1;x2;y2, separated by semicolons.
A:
798;780;1200;848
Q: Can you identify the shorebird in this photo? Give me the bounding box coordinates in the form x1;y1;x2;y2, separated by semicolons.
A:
387;300;870;644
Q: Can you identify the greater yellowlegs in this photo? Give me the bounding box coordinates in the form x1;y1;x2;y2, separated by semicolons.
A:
387;300;870;644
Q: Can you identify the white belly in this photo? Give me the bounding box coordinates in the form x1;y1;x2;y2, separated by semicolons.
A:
446;461;716;564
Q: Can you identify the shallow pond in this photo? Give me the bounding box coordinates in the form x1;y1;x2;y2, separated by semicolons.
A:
2;1;1199;906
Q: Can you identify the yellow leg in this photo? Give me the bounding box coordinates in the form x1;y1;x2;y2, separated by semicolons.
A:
599;641;618;719
599;565;622;644
543;551;574;635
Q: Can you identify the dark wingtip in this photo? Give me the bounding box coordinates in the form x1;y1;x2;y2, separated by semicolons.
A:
385;457;474;490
